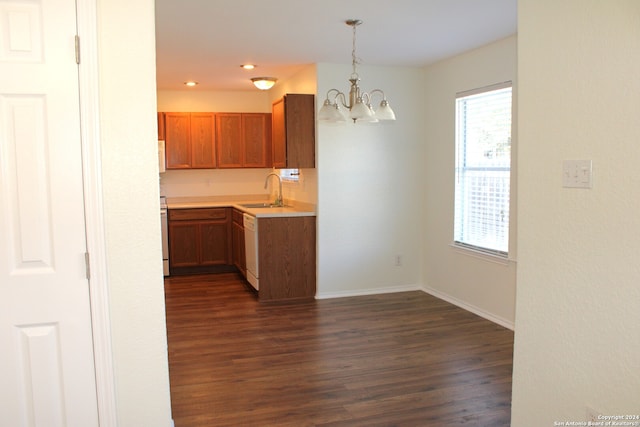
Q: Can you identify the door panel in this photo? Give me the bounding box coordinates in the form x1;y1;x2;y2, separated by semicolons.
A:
216;113;242;168
271;97;286;168
200;222;230;265
165;113;191;169
191;113;215;168
168;222;199;267
0;0;100;425
243;113;269;167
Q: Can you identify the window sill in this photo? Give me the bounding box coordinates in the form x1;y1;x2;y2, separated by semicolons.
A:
450;243;516;266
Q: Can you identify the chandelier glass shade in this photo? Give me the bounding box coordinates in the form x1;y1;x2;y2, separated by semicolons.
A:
318;19;396;123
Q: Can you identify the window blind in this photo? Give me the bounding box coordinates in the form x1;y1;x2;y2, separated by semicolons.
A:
454;84;512;256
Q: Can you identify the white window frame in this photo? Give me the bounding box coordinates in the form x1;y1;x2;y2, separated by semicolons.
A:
454;82;513;258
278;168;300;182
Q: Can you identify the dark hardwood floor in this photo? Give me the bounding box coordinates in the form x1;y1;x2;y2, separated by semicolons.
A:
164;273;514;427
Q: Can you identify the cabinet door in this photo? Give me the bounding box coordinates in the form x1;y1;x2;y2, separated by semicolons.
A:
191;113;216;168
271;98;286;168
243;113;271;168
200;221;231;265
165;113;191;169
169;222;199;267
216;113;243;168
284;94;315;168
258;216;316;301
232;220;246;274
157;112;165;141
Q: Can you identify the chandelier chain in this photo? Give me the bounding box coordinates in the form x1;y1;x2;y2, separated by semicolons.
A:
351;22;360;80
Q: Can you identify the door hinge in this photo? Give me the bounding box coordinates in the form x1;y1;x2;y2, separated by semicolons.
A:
75;35;80;64
84;252;90;280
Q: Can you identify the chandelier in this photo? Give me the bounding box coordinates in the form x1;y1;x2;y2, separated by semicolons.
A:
318;19;396;123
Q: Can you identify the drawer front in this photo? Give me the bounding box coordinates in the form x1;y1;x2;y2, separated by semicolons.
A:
232;208;244;225
169;208;228;221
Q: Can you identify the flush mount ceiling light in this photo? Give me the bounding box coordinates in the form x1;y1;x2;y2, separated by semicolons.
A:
241;64;256;70
184;81;198;87
251;77;277;90
318;19;396;123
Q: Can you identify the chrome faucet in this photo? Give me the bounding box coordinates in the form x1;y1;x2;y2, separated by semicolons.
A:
264;172;283;207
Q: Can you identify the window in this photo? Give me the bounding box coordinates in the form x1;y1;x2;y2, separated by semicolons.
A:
454;83;512;257
278;168;300;182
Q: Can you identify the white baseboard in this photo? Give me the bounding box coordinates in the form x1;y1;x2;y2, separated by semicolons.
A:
421;286;514;330
316;284;422;300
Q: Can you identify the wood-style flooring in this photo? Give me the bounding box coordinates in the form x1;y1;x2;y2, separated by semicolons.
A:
164;273;514;427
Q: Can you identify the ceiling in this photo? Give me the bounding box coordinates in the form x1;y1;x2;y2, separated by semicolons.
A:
154;0;517;92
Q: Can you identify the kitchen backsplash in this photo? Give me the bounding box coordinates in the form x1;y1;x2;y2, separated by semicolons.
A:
159;168;317;205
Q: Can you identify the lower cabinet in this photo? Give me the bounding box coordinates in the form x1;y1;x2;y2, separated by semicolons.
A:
258;216;316;302
168;207;316;302
168;208;232;274
231;209;246;277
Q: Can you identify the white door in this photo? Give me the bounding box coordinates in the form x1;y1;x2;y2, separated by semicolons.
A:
0;0;100;426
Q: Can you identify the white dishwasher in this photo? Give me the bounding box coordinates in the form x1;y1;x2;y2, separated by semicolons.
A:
243;213;259;290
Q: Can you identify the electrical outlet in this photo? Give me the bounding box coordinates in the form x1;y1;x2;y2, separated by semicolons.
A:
395;255;402;266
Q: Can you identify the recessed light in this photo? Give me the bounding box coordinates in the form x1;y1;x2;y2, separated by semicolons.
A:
184;81;198;87
241;64;256;70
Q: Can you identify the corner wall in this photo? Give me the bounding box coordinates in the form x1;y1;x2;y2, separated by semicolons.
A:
422;36;518;328
315;63;424;297
97;0;172;425
512;1;640;424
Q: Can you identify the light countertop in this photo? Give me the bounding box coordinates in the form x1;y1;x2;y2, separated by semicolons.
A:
165;195;316;218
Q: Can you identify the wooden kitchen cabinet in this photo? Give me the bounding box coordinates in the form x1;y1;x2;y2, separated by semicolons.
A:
168;221;198;266
272;94;315;168
168;208;232;274
258;215;316;301
217;113;271;168
157;112;165;141
164;112;216;169
216;114;242;167
243;113;272;167
231;209;246;276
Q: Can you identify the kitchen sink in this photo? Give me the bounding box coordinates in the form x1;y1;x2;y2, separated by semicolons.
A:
240;202;290;209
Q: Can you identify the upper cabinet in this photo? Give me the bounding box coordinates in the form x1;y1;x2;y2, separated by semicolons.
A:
216;113;242;168
217;113;271;168
159;109;284;170
164;112;216;169
243;113;272;168
272;94;315;169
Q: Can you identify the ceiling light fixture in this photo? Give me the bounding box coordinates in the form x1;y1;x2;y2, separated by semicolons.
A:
318;19;396;123
241;64;256;70
184;81;198;87
251;77;277;90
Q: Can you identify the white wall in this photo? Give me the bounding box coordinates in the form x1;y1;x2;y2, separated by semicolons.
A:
157;90;271;113
97;0;172;425
422;36;517;328
315;63;424;297
512;1;640;424
268;65;318;102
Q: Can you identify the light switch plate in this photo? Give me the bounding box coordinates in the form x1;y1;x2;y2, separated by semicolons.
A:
563;159;593;188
